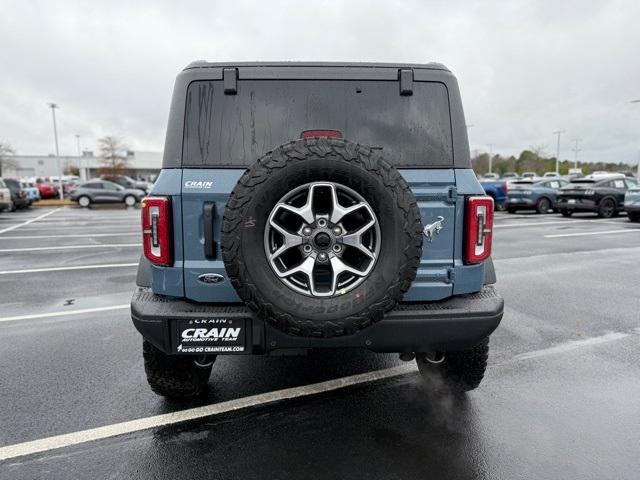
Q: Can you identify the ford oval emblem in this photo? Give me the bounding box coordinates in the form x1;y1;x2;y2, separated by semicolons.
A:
198;273;225;284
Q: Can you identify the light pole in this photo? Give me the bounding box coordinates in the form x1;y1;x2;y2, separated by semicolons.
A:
487;144;494;174
572;138;582;170
48;103;64;200
75;134;85;180
632;100;640;178
552;130;565;174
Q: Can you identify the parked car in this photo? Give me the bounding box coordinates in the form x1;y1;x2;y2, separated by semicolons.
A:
0;178;13;212
543;172;560;178
501;172;519;179
505;178;569;214
480;178;509;210
35;178;58;199
21;181;41;202
101;175;151;194
624;185;640;222
69;180;145;207
481;172;500;180
557;175;637;218
4;178;30;210
521;172;538;179
131;61;504;399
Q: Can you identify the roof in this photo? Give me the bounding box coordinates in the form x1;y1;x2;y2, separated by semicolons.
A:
184;61;449;71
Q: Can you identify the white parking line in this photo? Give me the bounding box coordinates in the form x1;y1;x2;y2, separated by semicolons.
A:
0;233;139;240
0;208;62;235
0;263;138;275
495;219;591;229
0;305;130;323
0;365;414;461
544;229;640;238
0;243;141;253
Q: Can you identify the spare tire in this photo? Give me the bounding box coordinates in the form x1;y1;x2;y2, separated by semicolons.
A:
221;138;422;338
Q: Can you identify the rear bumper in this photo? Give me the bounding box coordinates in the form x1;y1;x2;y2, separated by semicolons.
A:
556;198;597;211
131;286;504;355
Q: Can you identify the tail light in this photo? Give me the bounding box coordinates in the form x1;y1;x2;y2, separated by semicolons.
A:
464;196;494;264
142;197;172;266
501;181;509;193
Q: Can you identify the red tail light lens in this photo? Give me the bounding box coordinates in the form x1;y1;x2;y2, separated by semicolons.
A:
300;130;342;139
142;197;172;266
464;196;494;264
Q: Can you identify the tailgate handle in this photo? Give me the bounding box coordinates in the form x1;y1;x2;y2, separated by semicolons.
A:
203;202;217;259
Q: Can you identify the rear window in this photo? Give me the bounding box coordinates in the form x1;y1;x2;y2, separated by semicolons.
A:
183;80;453;168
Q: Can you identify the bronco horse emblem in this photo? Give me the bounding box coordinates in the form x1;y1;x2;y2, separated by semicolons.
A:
423;216;445;242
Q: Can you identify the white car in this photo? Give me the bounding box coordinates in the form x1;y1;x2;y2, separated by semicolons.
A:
543;172;559;178
0;178;13;212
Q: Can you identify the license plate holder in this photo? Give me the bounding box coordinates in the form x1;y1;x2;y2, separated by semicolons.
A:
174;317;246;354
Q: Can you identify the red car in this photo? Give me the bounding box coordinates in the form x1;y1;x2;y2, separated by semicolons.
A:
36;179;58;199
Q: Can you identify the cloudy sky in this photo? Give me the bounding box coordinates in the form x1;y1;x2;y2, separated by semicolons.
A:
1;0;639;165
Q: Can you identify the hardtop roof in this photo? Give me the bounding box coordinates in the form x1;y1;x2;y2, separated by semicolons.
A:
184;61;449;71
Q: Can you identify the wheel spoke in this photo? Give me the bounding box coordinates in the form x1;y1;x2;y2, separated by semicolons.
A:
342;218;376;258
277;255;315;278
329;256;372;294
267;219;303;261
329;184;367;224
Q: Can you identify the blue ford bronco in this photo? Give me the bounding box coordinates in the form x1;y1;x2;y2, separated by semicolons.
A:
131;62;504;398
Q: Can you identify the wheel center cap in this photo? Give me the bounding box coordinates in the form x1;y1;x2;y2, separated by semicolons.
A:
313;232;332;249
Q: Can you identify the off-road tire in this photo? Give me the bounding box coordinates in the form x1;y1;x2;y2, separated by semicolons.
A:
560;209;572;217
221;138;423;338
143;340;213;398
416;338;490;393
536;197;551;214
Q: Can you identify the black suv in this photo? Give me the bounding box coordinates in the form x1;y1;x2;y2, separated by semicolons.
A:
557;175;637;217
131;62;504;399
3;178;30;210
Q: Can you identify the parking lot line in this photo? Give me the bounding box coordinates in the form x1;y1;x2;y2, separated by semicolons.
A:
494;219;594;229
0;208;62;235
0;263;138;275
0;329;635;462
0;243;141;253
0;233;139;240
544;229;640;238
0;305;130;324
0;365;414;461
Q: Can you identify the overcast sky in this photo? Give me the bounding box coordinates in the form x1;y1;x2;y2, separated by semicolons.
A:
1;0;639;165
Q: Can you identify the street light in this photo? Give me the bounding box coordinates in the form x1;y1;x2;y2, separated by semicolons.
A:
48;103;64;200
487;144;494;174
552;130;565;174
631;100;640;178
572;138;582;170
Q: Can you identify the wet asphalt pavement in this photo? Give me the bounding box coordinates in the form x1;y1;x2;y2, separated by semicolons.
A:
1;206;639;479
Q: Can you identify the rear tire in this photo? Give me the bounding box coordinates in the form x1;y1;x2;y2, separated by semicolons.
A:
78;196;91;208
416;338;489;393
536;197;551;214
124;195;137;207
143;340;213;399
598;198;616;218
629;212;640;223
560;209;572;217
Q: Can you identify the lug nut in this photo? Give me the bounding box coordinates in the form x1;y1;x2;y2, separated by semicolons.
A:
317;218;327;227
332;244;342;253
332;227;342;235
302;227;312;236
303;245;312;253
317;252;328;262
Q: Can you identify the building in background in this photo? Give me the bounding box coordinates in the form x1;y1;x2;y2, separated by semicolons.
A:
2;151;162;181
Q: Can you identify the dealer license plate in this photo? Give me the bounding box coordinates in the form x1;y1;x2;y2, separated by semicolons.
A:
175;318;246;354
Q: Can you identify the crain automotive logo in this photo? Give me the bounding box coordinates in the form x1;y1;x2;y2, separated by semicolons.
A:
184;180;213;189
181;327;241;341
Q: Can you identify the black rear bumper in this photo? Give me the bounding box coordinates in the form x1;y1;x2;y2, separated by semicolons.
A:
131;286;503;355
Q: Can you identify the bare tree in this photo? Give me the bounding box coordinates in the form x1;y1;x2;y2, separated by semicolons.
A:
0;141;18;177
98;136;129;175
